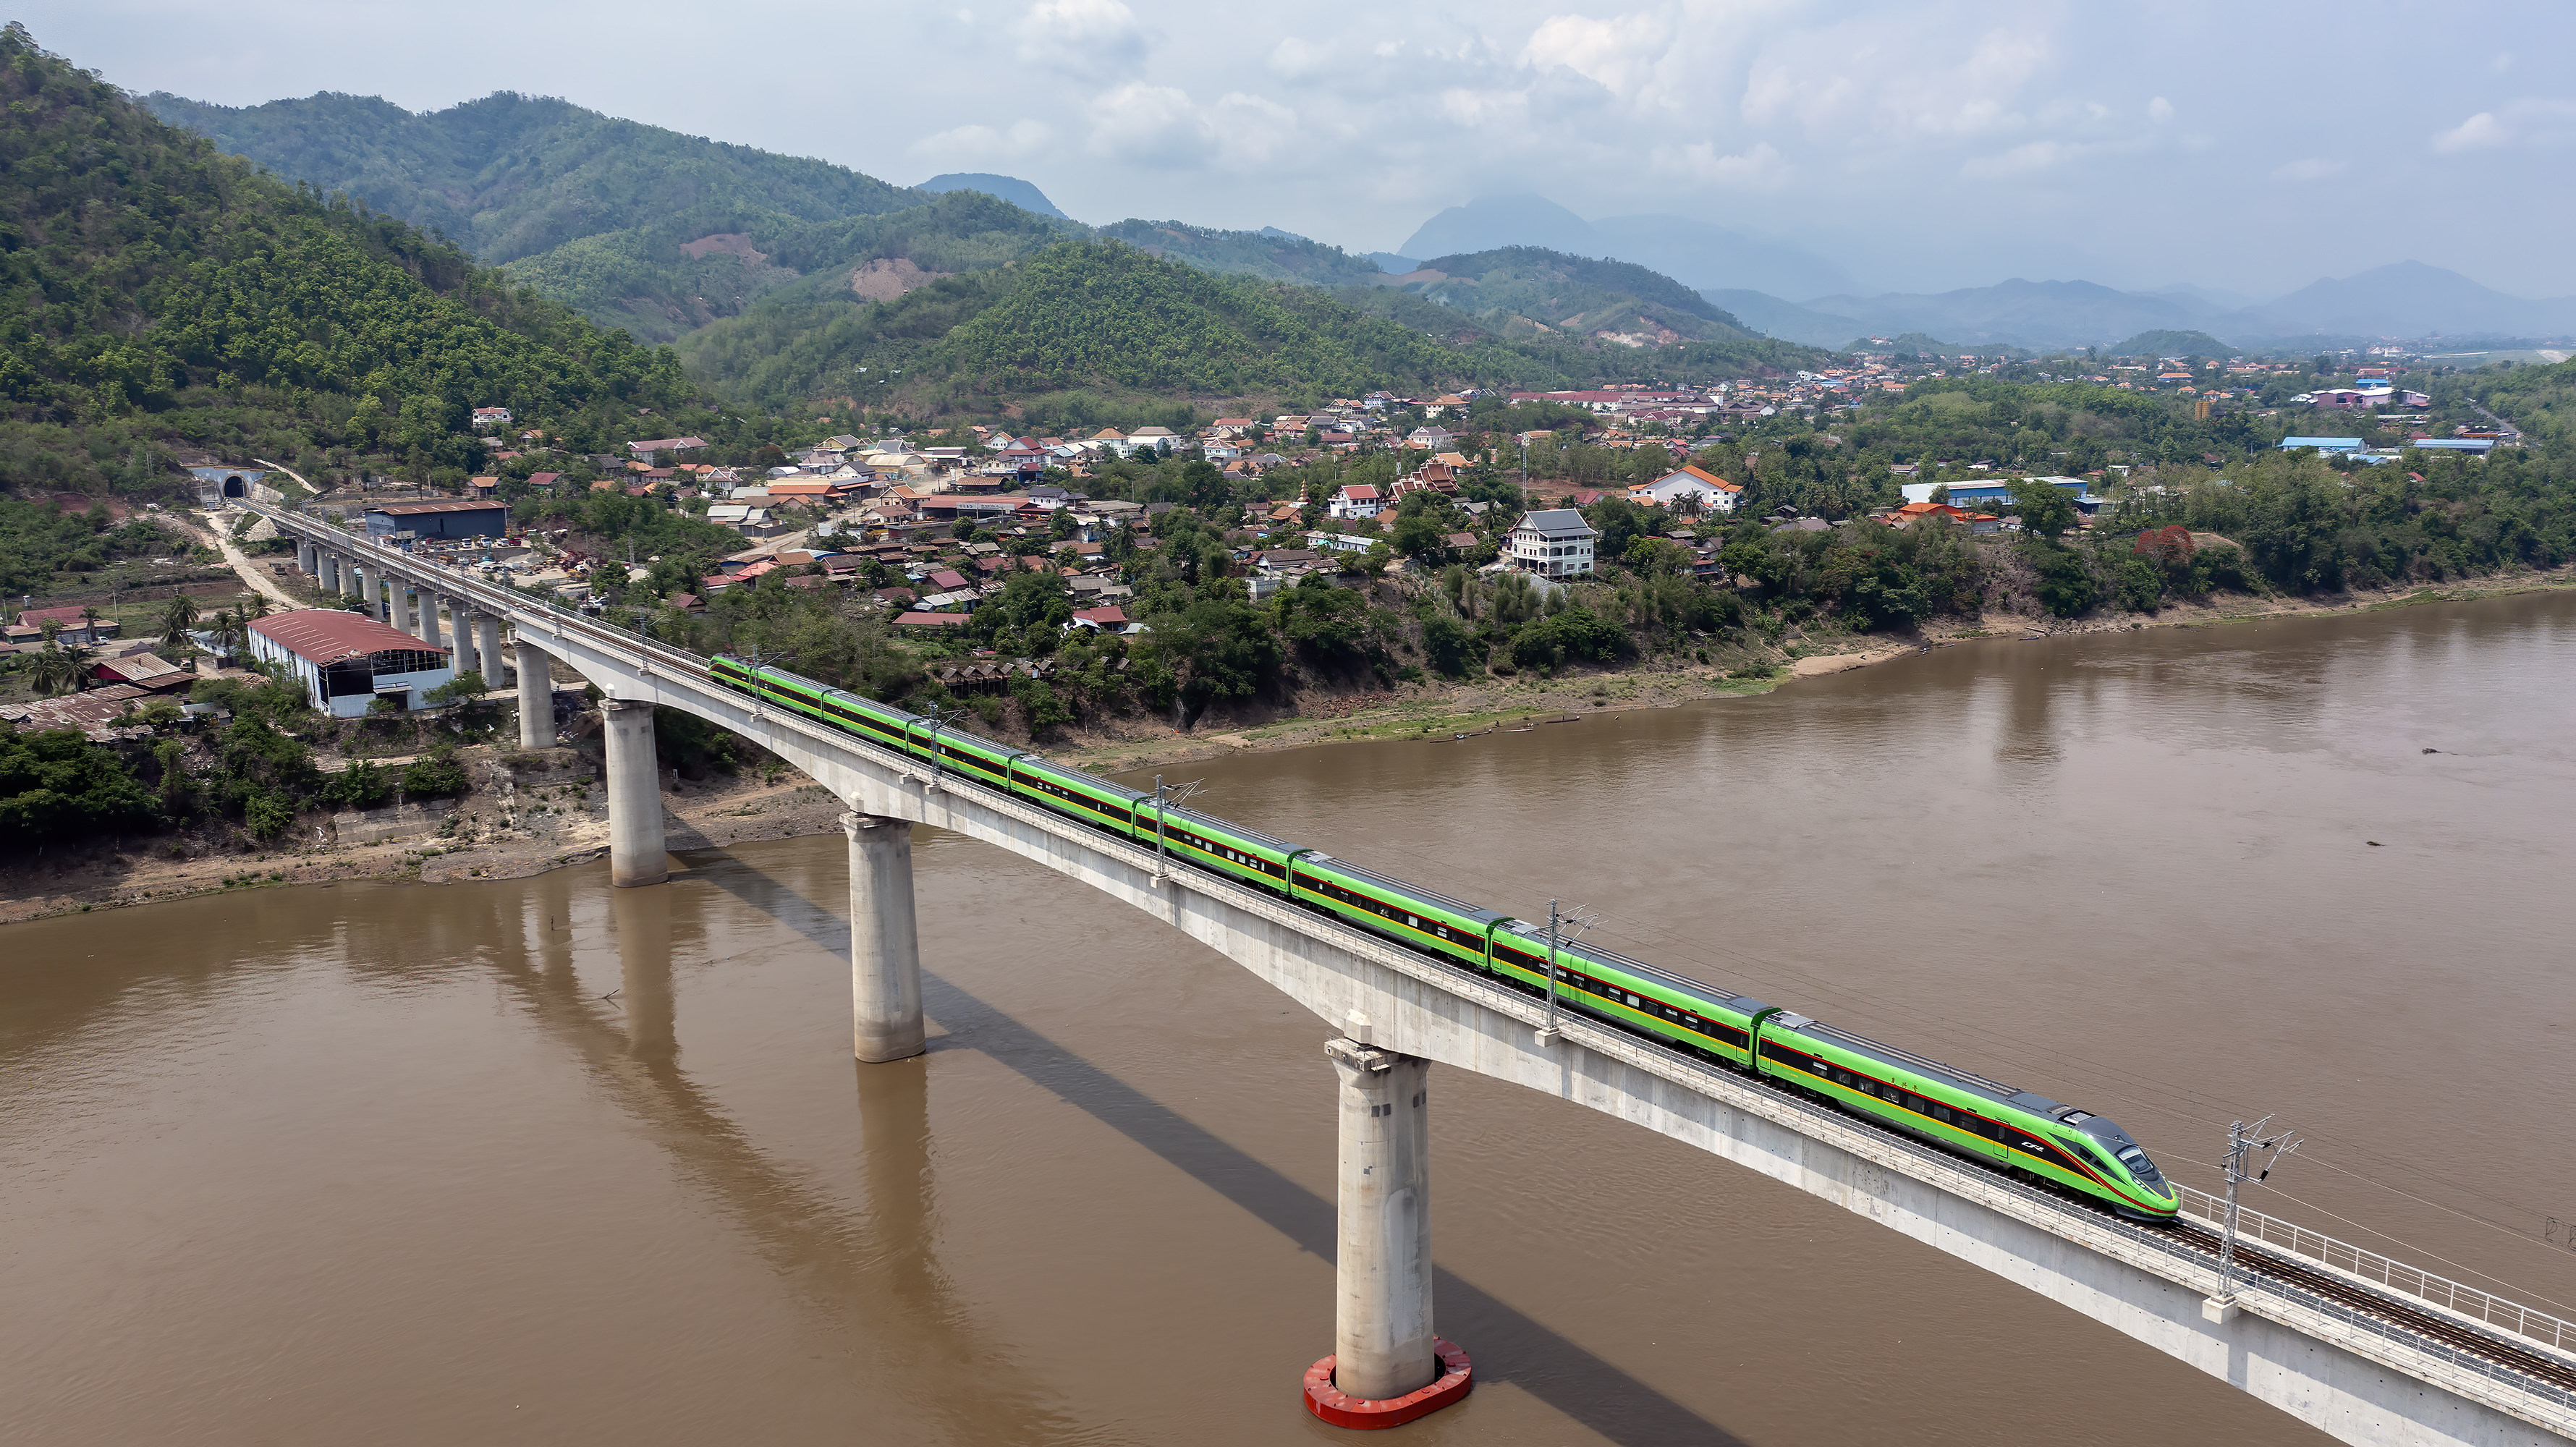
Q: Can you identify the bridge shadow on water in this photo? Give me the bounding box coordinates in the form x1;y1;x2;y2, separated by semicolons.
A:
480;875;1098;1446
683;847;1745;1447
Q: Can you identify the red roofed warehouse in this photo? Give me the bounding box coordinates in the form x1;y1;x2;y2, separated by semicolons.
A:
248;609;455;717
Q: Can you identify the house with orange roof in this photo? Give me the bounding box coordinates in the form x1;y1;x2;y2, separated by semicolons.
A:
1629;464;1742;513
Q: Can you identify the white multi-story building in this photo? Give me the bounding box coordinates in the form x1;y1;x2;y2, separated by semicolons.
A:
1507;509;1598;577
1327;483;1385;519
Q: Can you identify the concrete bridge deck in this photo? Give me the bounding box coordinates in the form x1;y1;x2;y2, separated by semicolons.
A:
250;504;2576;1445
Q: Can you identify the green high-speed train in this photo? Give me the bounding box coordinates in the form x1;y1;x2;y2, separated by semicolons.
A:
713;655;2179;1221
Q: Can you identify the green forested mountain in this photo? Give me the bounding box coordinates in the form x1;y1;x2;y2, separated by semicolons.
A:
2108;329;2233;359
677;238;1571;411
143;80;1823;386
138;88;918;264
1397;246;1753;342
499;188;1080;342
0;24;700;496
1091;220;1388;288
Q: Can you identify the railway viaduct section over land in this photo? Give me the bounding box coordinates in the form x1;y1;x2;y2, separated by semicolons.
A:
251;502;2576;1445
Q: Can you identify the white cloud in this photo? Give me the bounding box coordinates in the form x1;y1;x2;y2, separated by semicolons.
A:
2433;111;2510;153
1017;0;1148;79
1659;140;1789;187
1521;11;1674;97
911;119;1054;163
1268;35;1331;82
1085;82;1214;167
2431;98;2576;154
2147;95;2172;122
1960;138;2070;179
1075;85;1300;171
1745;19;2056;143
1211;93;1298;166
2271;156;2346;182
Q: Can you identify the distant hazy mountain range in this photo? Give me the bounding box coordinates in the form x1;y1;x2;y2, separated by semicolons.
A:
1398;194;1855;304
143;86;2575;360
1723;262;2576;352
1398;192;2576;352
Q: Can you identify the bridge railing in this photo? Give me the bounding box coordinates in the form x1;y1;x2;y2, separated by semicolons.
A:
2177;1184;2575;1357
252;501;2576;1394
258;506;711;677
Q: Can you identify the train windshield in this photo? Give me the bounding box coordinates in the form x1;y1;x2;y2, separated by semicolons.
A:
2117;1146;2164;1185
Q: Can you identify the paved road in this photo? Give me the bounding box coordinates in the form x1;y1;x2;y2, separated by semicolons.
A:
2469;401;2523;441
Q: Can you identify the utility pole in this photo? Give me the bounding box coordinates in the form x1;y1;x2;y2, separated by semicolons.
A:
1152;774;1169;880
1144;776;1208;883
1537;899;1563;1044
2206;1114;2300;1323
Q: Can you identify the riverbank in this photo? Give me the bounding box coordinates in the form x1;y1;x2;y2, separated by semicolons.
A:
1048;564;2576;775
10;564;2570;922
0;752;850;925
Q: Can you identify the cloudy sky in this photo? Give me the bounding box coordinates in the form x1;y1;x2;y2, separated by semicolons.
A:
27;0;2575;299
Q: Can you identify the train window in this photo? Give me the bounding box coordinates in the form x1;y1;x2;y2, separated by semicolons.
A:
1405;915;1418;928
1933;1105;1953;1123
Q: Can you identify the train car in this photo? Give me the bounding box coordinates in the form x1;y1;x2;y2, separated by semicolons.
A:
1137;802;1303;895
1008;755;1150;838
1485;921;1776;1068
1752;1011;2177;1219
707;655;2178;1222
1287;852;1505;973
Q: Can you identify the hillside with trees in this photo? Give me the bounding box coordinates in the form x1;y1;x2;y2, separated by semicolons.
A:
677;239;1574;412
138;89;920;266
1091;220;1389;288
0;23;708;498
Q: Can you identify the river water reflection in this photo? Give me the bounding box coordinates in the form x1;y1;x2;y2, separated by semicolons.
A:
7;593;2575;1445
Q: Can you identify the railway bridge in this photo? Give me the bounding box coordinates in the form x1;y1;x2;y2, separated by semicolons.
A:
250;502;2576;1444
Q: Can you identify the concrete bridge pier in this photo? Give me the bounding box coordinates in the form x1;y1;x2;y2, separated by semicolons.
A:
515;640;554;749
351;562;373;616
297;540;316;576
415;588;441;648
452;601;480;681
320;551;342;595
600;697;669;888
476;614;504;690
842;812;925;1064
1306;1035;1470;1427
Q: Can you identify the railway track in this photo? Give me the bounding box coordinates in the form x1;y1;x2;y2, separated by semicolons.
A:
2152;1217;2576;1393
285;511;2576;1409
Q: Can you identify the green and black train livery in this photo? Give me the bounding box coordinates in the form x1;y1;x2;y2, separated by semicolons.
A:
713;655;2179;1221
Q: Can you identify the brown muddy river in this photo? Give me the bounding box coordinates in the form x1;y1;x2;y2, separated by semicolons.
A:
7;593;2576;1446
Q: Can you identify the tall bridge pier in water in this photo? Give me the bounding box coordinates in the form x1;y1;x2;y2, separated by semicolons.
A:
259;501;2576;1443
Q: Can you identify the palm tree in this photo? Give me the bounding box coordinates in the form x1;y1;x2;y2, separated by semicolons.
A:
208;608;249;666
27;641;90;695
158;593;199;661
239;589;271;622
